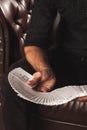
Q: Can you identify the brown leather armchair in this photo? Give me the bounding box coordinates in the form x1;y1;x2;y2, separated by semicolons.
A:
0;0;87;130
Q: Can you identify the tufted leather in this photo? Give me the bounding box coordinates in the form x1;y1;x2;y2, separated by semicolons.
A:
0;0;34;70
0;0;34;46
0;8;9;82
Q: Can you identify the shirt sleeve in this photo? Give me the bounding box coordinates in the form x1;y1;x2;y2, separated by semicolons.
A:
24;0;57;49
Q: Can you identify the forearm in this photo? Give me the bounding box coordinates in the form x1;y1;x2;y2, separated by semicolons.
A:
24;46;51;71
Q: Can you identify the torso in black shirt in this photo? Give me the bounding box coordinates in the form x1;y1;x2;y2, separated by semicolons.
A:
25;0;87;58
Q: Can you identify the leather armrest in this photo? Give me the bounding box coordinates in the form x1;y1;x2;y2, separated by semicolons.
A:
32;100;87;127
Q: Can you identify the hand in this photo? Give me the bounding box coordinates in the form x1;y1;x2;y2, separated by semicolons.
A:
77;96;87;102
27;68;56;92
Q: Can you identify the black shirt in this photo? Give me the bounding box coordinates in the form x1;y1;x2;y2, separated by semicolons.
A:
24;0;87;58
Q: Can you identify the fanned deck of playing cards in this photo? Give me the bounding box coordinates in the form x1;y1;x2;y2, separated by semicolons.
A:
8;67;87;106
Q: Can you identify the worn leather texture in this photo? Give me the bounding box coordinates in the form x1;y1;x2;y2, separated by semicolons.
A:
29;100;87;130
0;0;87;130
0;0;33;45
0;0;35;80
0;8;9;84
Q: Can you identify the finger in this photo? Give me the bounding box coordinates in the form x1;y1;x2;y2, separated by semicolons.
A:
36;83;54;92
40;86;52;92
36;85;53;92
77;96;87;101
27;72;41;85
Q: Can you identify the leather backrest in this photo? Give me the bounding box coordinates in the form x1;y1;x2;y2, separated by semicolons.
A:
0;8;9;82
0;0;34;46
0;0;35;66
0;1;33;73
